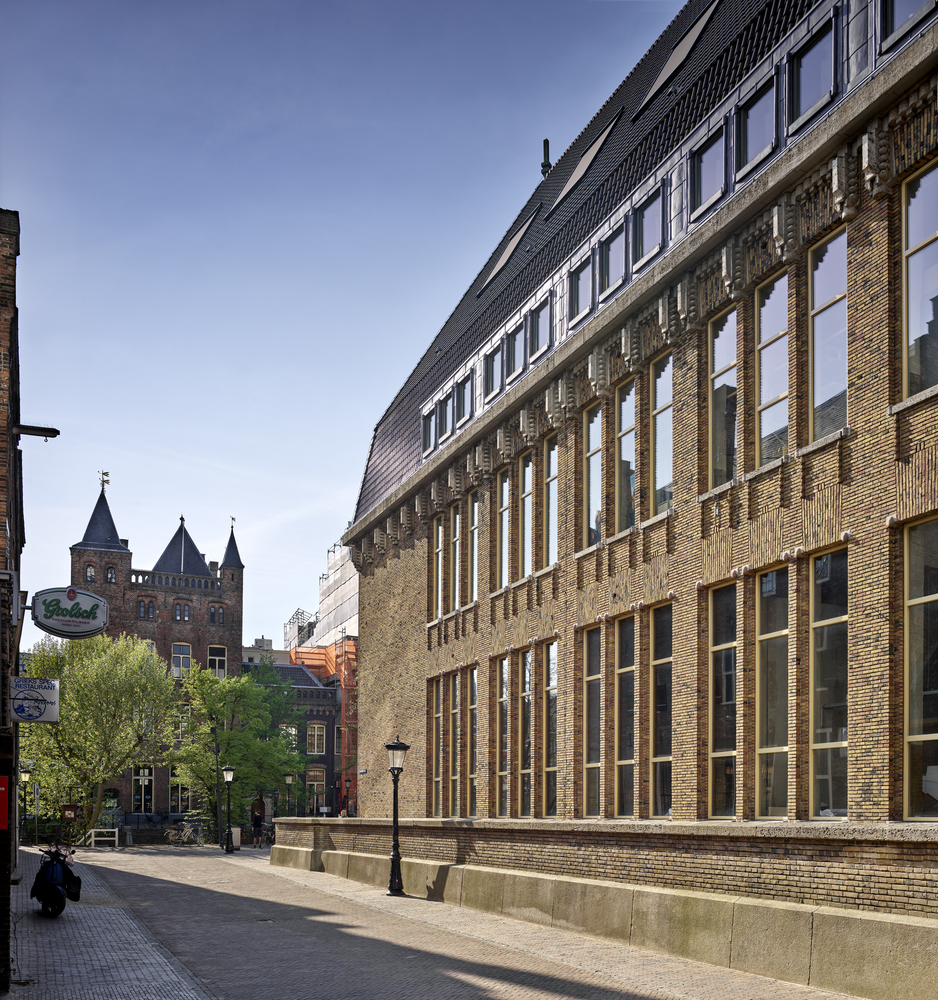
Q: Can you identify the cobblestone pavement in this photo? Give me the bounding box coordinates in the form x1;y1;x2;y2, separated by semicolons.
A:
10;845;863;1000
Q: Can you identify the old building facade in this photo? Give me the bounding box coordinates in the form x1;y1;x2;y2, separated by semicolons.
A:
282;2;938;994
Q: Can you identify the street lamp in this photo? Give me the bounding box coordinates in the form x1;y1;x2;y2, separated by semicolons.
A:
19;767;31;844
384;736;409;896
344;776;351;815
284;773;293;817
222;763;234;854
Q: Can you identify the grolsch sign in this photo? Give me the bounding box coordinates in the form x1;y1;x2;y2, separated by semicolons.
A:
31;587;109;640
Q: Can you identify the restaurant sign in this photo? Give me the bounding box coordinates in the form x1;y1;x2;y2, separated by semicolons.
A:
31;587;109;640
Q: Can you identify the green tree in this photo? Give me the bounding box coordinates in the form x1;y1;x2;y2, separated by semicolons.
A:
20;633;179;834
170;664;304;833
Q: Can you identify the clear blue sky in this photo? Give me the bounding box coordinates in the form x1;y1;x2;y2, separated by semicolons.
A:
3;0;681;651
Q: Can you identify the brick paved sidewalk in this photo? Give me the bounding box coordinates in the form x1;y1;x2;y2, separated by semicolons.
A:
10;845;864;1000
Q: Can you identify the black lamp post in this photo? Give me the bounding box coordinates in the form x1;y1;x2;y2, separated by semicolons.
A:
19;767;30;845
285;773;293;816
222;763;234;853
385;736;409;896
344;776;351;814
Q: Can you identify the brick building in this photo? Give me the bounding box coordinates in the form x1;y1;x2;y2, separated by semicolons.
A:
294;2;938;995
69;490;244;818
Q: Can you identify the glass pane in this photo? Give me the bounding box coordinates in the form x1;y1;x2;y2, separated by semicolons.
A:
760;397;789;462
711;757;736;816
760;568;788;634
522;497;532;577
547;475;558;564
587;405;602;453
813;231;847;307
618;429;636;531
759;635;789;749
652;760;672;816
795;28;832;119
577;265;591;315
544;771;557;817
586;678;601;764
617;763;634;816
909;519;938;599
711;368;737;486
814;621;848;743
758;751;788;816
654;605;673;660
588;450;602;544
813;297;847;438
639;193;661;258
711;310;736;374
759;333;788;405
654;408;673;514
907;165;938;250
586;628;601;677
522;696;532;772
814;746;848;816
712;649;737;752
603;229;625;289
653;354;673;408
908;602;938;737
907;739;938;817
712;584;736;646
618;670;635;761
618;617;635;669
654;663;672;757
907;239;938;396
585;768;600;816
743;84;775;164
696;131;724;207
759;273;788;341
814;549;848;620
619;380;635;431
546;689;557;768
521;773;532;816
547;643;558;689
498;776;508;817
499;660;508;700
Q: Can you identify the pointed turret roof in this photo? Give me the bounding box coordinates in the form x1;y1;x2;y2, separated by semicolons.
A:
221;527;244;569
151;516;213;577
71;489;129;553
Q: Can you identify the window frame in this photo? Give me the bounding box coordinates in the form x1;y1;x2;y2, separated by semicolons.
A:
615;616;636;817
505;324;525;383
584;404;603;548
483;344;503;402
468;490;479;604
633;188;663;269
106;566;116;583
495;656;509;817
449;672;459;816
208;645;226;679
438;391;454;445
568;256;592;326
544;435;559;566
756;271;790;466
689;122;726;222
902;159;938;399
756;567;790;818
450;503;462;610
468;665;478;816
432;677;442;817
519;451;534;579
616;380;637;533
709;308;738;490
651;353;674;516
599;225;626;299
809;228;848;442
788;16;836;135
307;723;326;756
496;470;510;590
422;407;437;457
455;372;473;427
584;627;602;817
735;74;777;180
529;297;552;361
651;605;673;818
708;584;738;819
519;649;534;817
881;0;936;51
171;643;191;679
431;514;445;620
543;642;558;817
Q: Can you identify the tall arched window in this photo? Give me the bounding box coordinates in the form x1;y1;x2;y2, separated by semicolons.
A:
85;565;95;583
218;607;224;625
175;604;181;621
148;602;154;619
106;566;116;583
139;601;145;618
210;607;216;625
184;605;189;622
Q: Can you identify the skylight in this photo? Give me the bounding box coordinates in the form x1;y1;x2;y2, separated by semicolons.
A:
480;207;539;291
551;109;622;212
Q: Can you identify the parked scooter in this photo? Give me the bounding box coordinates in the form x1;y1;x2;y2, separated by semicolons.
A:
30;842;81;917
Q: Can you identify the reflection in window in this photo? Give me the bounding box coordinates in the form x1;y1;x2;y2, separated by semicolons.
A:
519;651;533;817
422;411;436;453
792;25;832;123
758;568;789;816
308;724;325;755
148;602;154;619
432;678;442;816
438;393;453;441
739;81;775;170
652;605;673;817
634;191;661;263
132;766;154;814
432;515;444;619
906;517;938;818
905;163;938;396
530;300;550;357
710;310;737;488
506;325;524;380
139;601;146;619
617;381;636;531
600;228;625;292
519;453;533;578
584;628;601;816
543;644;557;816
693;130;724;212
710;584;737;817
455;374;472;424
468;491;479;603
496;658;509;817
484;345;502;398
172;643;191;679
106;566;116;583
570;261;591;319
208;645;226;679
449;673;459;816
545;437;559;566
450;505;461;610
616;617;635;816
811;231;848;439
468;666;478;816
887;0;929;36
812;549;848;817
85;565;95;583
584;405;603;546
497;471;510;589
757;273;789;462
652;355;673;514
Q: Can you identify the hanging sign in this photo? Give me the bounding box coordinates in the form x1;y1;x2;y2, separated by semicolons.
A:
10;677;60;724
31;587;109;640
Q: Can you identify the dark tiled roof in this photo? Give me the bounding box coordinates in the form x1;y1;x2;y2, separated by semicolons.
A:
221;528;244;568
71;489;129;553
275;664;324;688
354;0;814;523
152;518;214;576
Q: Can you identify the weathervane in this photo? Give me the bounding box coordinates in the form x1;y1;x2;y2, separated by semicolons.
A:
231;516;236;527
98;470;110;492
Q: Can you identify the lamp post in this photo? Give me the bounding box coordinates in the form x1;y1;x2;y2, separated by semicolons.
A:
222;763;234;853
19;767;30;845
385;736;409;896
344;776;351;815
284;773;293;816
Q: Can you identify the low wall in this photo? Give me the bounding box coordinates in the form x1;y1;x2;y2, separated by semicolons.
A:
272;817;938;1000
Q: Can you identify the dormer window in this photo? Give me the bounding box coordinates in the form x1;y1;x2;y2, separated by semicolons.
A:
438;392;454;443
789;21;834;133
505;325;524;382
529;300;551;359
422;410;436;456
455;374;473;426
600;227;625;296
691;127;725;220
483;345;503;401
633;190;662;268
737;79;776;177
569;260;592;324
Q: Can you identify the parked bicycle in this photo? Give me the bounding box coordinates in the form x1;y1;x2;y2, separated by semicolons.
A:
164;821;203;846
